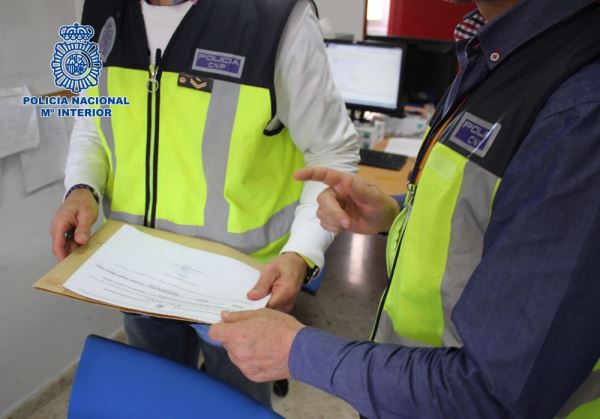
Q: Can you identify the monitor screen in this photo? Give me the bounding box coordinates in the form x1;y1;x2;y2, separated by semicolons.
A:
324;41;404;115
366;36;458;105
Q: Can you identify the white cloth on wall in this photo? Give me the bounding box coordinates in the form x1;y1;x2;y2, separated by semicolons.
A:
19;111;69;193
0;86;40;159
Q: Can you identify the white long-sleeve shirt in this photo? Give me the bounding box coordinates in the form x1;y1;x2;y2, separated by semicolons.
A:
65;0;359;267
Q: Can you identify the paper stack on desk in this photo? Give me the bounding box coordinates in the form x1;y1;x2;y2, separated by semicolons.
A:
384;137;423;158
33;221;268;324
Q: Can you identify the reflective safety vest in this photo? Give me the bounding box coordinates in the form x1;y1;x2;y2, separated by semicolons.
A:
82;0;303;262
373;5;600;418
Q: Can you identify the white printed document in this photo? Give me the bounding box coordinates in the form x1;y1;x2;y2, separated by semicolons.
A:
63;225;269;324
384;137;422;158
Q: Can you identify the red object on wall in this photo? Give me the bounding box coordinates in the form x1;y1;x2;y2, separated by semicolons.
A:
388;0;476;40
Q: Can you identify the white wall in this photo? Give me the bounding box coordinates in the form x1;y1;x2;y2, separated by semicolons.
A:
0;0;122;415
0;154;122;416
315;0;366;41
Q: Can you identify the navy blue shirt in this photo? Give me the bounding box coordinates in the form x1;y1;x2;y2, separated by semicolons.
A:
289;0;600;418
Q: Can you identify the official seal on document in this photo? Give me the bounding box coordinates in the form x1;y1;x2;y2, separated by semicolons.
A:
51;22;102;94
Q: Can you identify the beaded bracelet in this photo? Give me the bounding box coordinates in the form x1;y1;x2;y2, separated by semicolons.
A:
65;183;100;204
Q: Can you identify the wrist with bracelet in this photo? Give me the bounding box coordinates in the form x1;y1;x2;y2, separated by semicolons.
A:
283;251;320;285
65;184;99;204
296;253;320;285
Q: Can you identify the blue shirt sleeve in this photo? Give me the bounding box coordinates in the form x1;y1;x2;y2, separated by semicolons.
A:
289;63;600;419
290;327;510;418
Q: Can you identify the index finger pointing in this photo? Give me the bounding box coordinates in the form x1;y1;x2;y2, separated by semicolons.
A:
294;167;347;187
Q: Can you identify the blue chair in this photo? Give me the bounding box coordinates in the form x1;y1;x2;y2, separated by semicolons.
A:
68;334;282;419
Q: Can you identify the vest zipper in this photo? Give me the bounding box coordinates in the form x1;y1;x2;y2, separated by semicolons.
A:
139;4;197;228
370;183;415;340
145;48;162;228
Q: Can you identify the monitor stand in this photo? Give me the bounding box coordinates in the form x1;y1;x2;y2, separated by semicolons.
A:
349;108;405;123
350;109;369;123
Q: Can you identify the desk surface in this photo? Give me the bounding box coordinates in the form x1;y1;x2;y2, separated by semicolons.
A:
357;139;415;196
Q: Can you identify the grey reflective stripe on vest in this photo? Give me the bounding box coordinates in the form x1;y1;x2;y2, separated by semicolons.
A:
201;80;241;236
108;209;145;226
441;161;499;347
154;203;296;254
108;205;297;255
374;160;499;348
374;309;434;347
99;69;116;182
102;196;112;221
102;79;297;254
98;69;116;220
556;370;600;418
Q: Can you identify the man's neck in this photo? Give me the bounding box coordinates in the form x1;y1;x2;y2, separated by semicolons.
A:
475;0;520;21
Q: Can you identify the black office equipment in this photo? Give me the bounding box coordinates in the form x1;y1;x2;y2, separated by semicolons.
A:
324;40;406;118
359;149;407;171
366;36;457;106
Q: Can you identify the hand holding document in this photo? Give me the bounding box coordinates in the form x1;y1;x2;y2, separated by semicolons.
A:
34;221;269;324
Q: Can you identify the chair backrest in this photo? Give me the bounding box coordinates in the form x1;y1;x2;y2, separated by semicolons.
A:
68;334;282;419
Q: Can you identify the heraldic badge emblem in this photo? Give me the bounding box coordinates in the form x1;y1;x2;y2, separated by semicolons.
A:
51;23;102;94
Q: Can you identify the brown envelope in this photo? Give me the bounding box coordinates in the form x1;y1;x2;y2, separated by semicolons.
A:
33;219;263;322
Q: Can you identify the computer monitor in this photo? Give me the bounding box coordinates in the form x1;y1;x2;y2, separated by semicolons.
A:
324;40;405;118
366;36;458;106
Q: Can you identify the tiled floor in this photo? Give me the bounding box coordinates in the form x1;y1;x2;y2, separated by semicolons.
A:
25;232;388;418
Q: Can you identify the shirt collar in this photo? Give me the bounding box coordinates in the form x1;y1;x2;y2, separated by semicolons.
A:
454;11;486;42
454;0;597;69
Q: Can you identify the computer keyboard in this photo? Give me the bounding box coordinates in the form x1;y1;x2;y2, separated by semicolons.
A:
359;149;407;171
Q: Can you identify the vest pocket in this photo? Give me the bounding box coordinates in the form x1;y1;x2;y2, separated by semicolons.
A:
426;146;459;184
385;144;467;346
